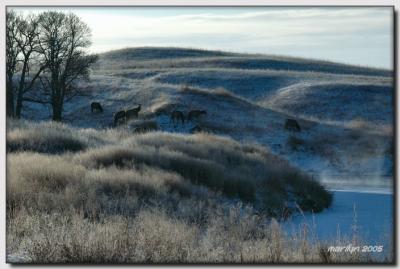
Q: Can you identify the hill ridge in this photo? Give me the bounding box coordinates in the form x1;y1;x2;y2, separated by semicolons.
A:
98;46;392;77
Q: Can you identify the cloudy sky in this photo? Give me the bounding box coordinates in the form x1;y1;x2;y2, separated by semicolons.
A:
11;7;393;69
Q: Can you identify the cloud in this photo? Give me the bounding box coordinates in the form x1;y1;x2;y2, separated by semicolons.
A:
9;7;393;68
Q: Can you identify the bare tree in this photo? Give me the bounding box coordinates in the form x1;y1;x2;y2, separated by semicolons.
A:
37;11;97;121
6;11;45;118
13;14;45;118
6;10;19;117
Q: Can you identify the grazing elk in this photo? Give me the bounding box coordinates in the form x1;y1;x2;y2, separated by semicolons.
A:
133;121;159;133
170;110;185;124
91;102;103;113
187;110;207;121
114;110;126;126
284;118;301;132
126;105;141;121
190;125;203;133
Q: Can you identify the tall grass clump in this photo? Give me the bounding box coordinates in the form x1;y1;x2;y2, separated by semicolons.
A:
7;120;86;154
74;131;331;212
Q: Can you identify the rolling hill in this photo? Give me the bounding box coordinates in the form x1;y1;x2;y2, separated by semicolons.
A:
22;47;394;191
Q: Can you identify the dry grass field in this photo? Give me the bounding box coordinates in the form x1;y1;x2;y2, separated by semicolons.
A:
10;119;388;263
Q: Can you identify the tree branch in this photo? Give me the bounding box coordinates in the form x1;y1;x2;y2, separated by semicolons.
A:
22;97;51;104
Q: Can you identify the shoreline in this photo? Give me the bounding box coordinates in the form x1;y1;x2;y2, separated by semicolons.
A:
283;190;393;258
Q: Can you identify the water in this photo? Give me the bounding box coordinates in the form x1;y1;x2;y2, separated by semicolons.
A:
283;190;394;259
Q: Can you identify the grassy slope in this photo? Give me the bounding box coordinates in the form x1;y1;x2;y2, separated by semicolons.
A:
99;47;392;77
7;119;339;263
264;81;392;126
21;47;393;180
7;119;332;213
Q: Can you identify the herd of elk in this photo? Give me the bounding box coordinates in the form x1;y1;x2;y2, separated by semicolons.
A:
91;101;208;128
90;102;142;126
91;101;302;137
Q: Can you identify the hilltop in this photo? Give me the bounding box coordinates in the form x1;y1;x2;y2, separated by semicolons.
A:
98;47;392;76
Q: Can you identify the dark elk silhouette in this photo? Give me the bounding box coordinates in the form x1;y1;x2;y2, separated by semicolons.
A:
133;121;159;133
114;110;126;126
187;110;207;121
114;105;141;126
126;105;141;121
170;110;185;124
284;118;301;132
190;125;203;133
91;102;103;113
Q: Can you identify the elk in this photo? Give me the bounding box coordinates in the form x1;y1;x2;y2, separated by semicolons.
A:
133;121;159;133
187;110;207;121
114;110;126;126
284;118;301;132
126;105;141;121
190;125;203;133
91;102;103;113
171;110;185;124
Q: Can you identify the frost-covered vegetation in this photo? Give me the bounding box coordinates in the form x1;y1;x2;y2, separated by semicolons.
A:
6;119;346;263
20;46;391;182
7;47;394;263
8;120;393;263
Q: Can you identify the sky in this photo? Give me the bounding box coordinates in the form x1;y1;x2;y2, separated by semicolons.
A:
10;7;393;69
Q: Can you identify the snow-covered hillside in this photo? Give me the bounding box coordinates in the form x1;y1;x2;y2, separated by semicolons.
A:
265;81;392;126
22;47;394;191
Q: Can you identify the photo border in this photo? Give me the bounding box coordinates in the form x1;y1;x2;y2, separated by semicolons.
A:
1;2;398;268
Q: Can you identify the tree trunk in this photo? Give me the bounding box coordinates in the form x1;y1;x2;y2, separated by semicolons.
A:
15;89;24;119
51;73;64;121
6;79;14;117
52;104;62;121
15;94;22;119
52;97;63;122
15;60;28;119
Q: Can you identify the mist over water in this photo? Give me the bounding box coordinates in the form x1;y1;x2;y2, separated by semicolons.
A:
320;176;393;194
